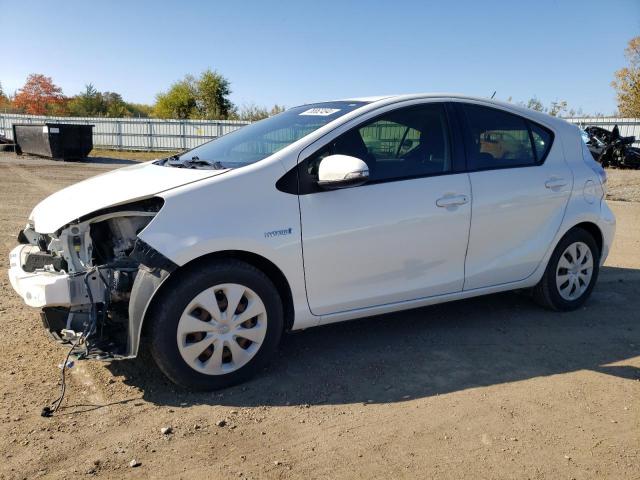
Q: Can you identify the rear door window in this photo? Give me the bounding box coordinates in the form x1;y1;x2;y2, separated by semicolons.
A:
461;104;551;170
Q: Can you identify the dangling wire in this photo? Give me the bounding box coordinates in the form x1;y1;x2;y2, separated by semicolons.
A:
41;335;81;417
41;268;98;417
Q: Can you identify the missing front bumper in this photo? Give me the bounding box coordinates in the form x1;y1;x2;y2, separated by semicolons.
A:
9;245;105;308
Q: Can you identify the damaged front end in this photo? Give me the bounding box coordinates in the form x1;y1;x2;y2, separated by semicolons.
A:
8;197;175;360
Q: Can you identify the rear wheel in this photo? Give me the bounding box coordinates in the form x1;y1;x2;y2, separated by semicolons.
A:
533;228;600;311
148;259;283;390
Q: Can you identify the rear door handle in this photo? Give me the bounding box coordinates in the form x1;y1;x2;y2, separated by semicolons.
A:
436;194;469;208
545;178;568;189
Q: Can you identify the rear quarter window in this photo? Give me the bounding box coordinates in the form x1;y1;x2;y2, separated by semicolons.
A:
530;123;553;161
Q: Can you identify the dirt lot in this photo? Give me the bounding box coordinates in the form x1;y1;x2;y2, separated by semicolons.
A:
0;153;638;480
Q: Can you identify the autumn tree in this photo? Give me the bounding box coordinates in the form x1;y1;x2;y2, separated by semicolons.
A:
612;36;640;117
13;74;66;115
0;82;10;110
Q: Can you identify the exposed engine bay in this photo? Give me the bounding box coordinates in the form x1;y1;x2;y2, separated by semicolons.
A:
11;198;170;360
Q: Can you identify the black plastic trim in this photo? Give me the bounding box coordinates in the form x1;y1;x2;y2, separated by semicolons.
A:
22;251;67;272
275;163;299;195
130;238;178;272
17;229;29;244
41;307;70;341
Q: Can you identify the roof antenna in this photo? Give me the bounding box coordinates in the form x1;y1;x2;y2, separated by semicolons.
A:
491;91;496;99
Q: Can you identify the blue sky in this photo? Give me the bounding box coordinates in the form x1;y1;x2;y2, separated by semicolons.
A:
3;0;639;114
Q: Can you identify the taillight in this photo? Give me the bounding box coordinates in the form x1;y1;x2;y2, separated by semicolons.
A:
581;139;606;195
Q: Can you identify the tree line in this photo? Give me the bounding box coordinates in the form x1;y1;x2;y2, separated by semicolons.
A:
0;69;284;121
1;36;638;120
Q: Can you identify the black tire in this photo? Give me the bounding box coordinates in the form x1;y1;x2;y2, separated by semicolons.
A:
533;228;600;311
148;259;283;390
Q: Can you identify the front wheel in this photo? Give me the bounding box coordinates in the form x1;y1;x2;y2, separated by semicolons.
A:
148;259;283;390
533;228;600;311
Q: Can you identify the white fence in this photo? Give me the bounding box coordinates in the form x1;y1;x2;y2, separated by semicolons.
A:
565;117;640;147
1;112;639;151
0;113;250;151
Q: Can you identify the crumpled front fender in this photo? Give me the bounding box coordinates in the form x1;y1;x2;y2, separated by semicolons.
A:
126;266;171;357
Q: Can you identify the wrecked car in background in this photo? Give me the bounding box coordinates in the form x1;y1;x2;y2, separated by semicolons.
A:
582;124;640;169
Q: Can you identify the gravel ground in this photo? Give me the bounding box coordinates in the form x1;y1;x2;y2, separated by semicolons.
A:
605;168;640;202
0;152;638;480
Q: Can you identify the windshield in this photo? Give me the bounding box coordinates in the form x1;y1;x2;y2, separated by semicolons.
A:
162;101;367;169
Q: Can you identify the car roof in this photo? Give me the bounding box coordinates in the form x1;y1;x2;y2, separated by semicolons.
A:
337;93;570;130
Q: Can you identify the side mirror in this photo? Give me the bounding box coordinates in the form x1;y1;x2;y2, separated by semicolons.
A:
317;154;369;190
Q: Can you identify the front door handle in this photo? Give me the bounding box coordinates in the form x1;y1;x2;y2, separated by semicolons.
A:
436;194;469;208
545;177;568;189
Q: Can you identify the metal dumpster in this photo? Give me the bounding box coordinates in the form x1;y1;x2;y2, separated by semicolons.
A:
13;123;94;160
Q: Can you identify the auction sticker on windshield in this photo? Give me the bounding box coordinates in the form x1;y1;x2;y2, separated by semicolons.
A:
299;108;341;116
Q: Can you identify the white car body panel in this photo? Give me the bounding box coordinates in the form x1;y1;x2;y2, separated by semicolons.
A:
463;152;572;290
9;245;74;308
300;173;472;316
8;93;617;352
29;161;228;233
137;158;316;329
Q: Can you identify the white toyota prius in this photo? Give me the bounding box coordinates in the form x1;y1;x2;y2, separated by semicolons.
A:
9;94;615;390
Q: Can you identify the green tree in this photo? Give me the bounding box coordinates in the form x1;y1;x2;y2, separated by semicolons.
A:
126;102;153;117
102;92;129;117
612;36;640;117
67;85;151;117
153;76;198;119
526;97;545;112
195;69;233;119
234;102;269;121
153;70;234;119
270;104;286;116
548;100;568;117
67;83;104;116
232;103;286;121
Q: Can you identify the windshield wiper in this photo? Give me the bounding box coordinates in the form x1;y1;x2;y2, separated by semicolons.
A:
181;156;226;170
162;155;226;170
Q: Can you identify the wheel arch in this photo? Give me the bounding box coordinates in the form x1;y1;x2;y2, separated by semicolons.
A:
131;249;295;357
569;221;603;257
183;250;295;332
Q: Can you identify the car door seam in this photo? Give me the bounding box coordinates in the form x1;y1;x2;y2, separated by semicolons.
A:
461;172;473;291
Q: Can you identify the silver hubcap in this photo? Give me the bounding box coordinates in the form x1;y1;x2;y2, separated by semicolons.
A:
556;241;594;301
176;283;267;375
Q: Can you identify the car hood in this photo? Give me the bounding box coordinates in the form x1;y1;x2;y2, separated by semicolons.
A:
30;161;228;233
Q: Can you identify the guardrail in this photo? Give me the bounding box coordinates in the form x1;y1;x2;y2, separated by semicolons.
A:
0;113;250;151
